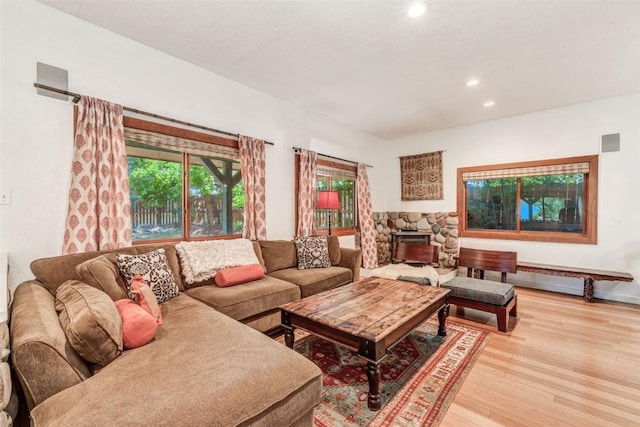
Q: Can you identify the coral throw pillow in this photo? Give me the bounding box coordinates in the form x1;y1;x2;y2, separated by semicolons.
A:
115;275;164;349
215;264;265;287
130;274;162;326
115;300;157;349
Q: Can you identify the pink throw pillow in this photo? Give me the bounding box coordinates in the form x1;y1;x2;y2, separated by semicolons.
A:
215;264;265;287
114;274;163;349
114;299;157;349
130;274;162;326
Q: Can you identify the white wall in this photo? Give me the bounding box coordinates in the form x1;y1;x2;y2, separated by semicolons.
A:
386;94;640;303
0;1;387;291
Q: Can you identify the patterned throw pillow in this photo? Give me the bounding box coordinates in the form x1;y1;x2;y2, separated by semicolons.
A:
294;236;331;270
115;249;179;303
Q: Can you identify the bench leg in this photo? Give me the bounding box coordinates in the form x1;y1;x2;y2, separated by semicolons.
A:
583;277;594;303
496;307;508;332
509;295;518;317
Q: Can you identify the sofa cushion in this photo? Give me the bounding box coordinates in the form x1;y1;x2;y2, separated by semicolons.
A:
116;249;179;304
185;276;300;321
215;264;265;287
327;235;341;266
259;240;297;273
30;294;322;426
54;280;123;367
442;276;515;306
76;254;129;301
293;236;331;270
269;266;352;298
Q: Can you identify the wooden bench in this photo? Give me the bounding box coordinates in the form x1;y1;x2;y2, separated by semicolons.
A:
516;262;634;303
442;248;518;333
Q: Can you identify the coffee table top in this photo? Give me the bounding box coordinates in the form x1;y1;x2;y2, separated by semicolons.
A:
280;276;449;343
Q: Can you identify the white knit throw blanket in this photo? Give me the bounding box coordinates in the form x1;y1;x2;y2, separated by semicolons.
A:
370;264;440;287
176;239;260;284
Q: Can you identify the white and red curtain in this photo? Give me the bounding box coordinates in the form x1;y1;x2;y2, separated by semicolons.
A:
239;135;267;240
62;96;132;254
357;163;378;268
296;149;317;237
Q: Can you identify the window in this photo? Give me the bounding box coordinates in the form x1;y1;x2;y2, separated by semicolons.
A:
295;156;358;236
124;117;244;243
457;155;598;244
316;173;356;232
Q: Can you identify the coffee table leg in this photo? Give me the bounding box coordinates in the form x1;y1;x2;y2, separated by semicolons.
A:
284;327;295;349
366;361;381;411
437;303;449;337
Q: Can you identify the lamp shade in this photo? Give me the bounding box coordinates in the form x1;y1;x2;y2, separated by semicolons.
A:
317;191;341;210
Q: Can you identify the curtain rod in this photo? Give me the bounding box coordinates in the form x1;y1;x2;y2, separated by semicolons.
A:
33;83;275;146
292;147;372;168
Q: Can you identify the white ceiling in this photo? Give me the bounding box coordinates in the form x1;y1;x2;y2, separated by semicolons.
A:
39;0;640;140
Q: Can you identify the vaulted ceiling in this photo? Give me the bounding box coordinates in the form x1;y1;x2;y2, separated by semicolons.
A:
39;0;640;139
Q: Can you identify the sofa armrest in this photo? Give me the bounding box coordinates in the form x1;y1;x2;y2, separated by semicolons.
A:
339;248;362;283
10;281;91;410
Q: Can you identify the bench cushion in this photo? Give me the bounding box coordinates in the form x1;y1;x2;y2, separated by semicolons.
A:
442;276;514;306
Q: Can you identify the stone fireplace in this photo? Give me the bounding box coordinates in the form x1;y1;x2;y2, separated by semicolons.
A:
373;211;459;267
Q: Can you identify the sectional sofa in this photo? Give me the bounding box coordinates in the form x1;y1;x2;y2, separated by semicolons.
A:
10;236;361;426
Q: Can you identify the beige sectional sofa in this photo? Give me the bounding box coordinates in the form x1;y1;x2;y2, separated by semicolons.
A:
10;236;362;426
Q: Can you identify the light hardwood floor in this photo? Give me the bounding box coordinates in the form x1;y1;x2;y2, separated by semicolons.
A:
441;287;640;427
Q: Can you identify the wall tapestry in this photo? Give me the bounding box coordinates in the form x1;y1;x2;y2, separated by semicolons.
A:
400;151;443;200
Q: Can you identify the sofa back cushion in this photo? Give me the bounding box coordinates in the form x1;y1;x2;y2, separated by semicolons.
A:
259;240;297;274
32;244;185;297
76;253;129;301
326;235;341;266
55;281;123;367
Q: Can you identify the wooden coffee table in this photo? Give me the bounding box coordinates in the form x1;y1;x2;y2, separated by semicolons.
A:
280;276;450;411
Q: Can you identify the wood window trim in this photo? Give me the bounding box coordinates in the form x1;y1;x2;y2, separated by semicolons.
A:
123;116;238;149
456;155;598;244
294;155;358;236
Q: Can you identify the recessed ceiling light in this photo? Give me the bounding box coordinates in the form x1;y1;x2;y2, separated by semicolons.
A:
466;79;480;87
483;100;496;108
408;2;427;18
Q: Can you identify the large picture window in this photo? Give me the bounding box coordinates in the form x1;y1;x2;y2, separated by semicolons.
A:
457;155;598;244
124;117;244;243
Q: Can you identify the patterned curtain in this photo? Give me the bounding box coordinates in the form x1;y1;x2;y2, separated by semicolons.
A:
62;96;132;254
296;149;317;237
239;136;267;240
357;164;378;269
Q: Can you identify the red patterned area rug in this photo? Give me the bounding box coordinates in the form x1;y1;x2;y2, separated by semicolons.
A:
281;319;490;427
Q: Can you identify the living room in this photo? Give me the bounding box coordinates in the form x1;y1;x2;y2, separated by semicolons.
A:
1;1;639;426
